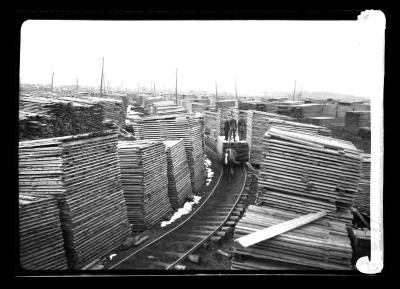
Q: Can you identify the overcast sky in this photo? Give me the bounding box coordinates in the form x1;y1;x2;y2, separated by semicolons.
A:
19;18;383;98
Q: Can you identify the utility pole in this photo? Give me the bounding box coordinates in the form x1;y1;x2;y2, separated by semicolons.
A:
100;57;104;97
292;80;297;101
75;78;79;91
153;81;156;97
215;80;218;102
51;72;54;93
235;79;238;100
175;68;178;105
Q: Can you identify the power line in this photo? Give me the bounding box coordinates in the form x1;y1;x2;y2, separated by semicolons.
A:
292;80;297;101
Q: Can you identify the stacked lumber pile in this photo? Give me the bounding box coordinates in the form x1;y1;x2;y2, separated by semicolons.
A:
257;127;361;225
138;114;205;192
157;106;187;115
19;96;105;140
191;102;209;113
152;101;176;114
353;103;370;111
164;139;192;209
216;99;237;109
306;116;344;127
204;111;220;135
358;127;371;139
288;103;325;119
238;101;267;112
264;102;280;114
19;133;131;269
143;96;163;114
118;140;172;230
246;110;330;165
192;112;205;151
336;102;370;118
128;103;145;117
345;111;371;130
19;111;53;140
190;117;207;192
348;227;370;263
19;95;52;113
57;96;105;133
216;136;249;162
231;205;352;270
103;93;129;118
83;96;124;125
128;118;144;139
19;194;68;270
354;153;370;216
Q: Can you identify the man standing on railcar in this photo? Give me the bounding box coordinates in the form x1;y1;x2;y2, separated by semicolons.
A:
228;114;237;142
224;116;230;141
238;116;246;141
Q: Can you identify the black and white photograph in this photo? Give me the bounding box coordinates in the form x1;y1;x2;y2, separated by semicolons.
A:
15;10;385;276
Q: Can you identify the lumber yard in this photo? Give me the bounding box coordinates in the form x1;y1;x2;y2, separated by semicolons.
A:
18;84;371;272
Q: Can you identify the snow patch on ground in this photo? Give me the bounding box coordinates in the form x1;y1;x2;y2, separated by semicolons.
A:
204;156;214;186
160;196;201;227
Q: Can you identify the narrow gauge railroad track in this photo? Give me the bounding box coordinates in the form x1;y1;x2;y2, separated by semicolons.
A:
109;144;247;270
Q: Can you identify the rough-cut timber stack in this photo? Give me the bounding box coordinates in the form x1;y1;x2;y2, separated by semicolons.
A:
19;132;131;269
103;93;128;118
58;96;105;133
19;96;105;140
152;101;187;115
216;99;237;110
157;106;187;115
19;194;68;270
231;205;352;270
345;111;371;130
138;114;205;192
287;103;326;119
19;95;52;113
336;102;370;118
246;110;330;165
216;136;249;162
257;127;361;225
83;96;124;126
204;111;220;135
238;101;267;112
191;102;209;113
189;117;207;192
117;140;172;231
164;139;192;209
128;118;144;139
19;111;53;140
354;153;370;216
143;96;164;114
191;112;205;151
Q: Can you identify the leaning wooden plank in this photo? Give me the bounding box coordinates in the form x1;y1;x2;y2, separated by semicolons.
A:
235;211;327;248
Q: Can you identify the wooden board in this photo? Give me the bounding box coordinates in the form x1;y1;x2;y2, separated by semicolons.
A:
231;205;352;270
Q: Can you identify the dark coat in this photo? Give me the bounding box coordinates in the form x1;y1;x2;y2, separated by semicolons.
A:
238;118;246;131
229;118;237;130
224;120;230;131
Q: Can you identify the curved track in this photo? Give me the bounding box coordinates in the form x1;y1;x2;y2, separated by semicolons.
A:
109;145;247;270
